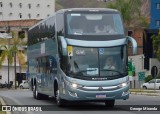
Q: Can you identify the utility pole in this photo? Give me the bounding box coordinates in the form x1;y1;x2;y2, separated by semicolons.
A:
14;51;17;89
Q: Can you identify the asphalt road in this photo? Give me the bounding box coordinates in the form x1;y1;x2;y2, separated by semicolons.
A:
0;89;160;114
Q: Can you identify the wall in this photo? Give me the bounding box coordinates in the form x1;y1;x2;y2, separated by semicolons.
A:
150;0;160;29
0;0;55;20
0;66;26;85
128;28;144;56
129;54;145;89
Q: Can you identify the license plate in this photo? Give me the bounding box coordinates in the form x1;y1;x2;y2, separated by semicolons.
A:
96;94;106;98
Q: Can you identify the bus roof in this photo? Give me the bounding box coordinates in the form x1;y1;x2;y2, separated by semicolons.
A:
57;8;119;13
29;8;119;31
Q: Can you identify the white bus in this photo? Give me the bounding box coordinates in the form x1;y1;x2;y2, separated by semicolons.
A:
28;8;137;107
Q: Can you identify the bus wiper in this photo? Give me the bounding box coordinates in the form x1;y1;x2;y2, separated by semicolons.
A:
100;69;124;76
74;32;82;35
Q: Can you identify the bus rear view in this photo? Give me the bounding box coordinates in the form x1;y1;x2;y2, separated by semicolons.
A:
28;8;137;107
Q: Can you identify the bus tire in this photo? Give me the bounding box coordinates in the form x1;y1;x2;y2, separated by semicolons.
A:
105;100;115;107
33;85;41;100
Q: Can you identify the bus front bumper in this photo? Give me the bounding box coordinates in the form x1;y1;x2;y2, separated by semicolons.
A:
60;84;129;101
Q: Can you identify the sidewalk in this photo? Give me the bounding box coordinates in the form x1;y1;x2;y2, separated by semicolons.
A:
0;97;12;114
0;87;22;91
130;89;160;96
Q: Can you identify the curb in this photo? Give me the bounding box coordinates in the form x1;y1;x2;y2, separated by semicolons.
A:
130;92;160;96
0;97;12;114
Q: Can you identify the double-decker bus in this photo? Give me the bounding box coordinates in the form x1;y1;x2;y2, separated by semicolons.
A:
28;8;137;107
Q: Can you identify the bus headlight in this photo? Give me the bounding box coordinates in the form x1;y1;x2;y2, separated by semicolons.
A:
65;80;83;89
72;83;78;88
118;82;128;88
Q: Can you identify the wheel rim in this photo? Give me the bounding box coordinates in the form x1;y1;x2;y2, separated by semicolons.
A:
35;87;38;98
33;85;37;98
33;86;35;97
56;89;60;104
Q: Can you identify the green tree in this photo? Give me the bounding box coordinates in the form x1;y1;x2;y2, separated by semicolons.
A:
151;30;160;61
0;44;15;86
107;0;148;28
55;0;64;11
0;45;15;68
0;31;26;87
12;31;27;77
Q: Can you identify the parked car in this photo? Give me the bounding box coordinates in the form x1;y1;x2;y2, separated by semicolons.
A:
142;79;160;89
19;81;29;89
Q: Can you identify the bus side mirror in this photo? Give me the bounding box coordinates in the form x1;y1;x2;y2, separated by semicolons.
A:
59;36;67;56
127;36;137;55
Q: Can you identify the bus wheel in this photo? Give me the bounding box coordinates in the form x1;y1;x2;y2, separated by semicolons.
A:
105;100;115;107
33;85;41;100
55;88;64;106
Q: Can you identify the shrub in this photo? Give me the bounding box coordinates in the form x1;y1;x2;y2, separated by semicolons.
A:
157;73;160;79
145;75;153;82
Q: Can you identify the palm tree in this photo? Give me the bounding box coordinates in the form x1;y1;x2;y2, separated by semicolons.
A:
0;45;15;87
12;31;27;88
151;30;160;62
0;31;26;89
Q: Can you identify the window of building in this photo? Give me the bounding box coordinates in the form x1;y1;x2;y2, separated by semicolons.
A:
28;4;31;9
0;12;2;15
9;2;13;8
47;4;50;7
47;14;50;17
156;20;160;27
36;14;40;17
37;4;40;7
18;31;25;39
28;13;31;19
19;3;22;8
0;75;2;79
9;13;13;16
19;13;22;18
156;3;160;9
0;2;3;7
128;30;133;36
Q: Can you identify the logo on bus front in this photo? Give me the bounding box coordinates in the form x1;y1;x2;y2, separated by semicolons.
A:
98;87;103;91
76;50;85;56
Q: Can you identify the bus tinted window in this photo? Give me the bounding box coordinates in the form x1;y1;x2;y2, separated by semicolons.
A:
66;13;124;35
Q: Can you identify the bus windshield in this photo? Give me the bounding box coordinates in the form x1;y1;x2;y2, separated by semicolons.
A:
67;46;127;79
66;13;124;35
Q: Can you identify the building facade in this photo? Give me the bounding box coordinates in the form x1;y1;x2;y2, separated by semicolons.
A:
0;0;55;86
150;0;160;29
0;0;55;20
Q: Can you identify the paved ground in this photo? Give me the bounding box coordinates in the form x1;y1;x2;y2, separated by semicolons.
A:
0;89;160;114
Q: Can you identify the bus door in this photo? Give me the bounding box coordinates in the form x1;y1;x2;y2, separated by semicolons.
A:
39;57;48;92
47;56;57;95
